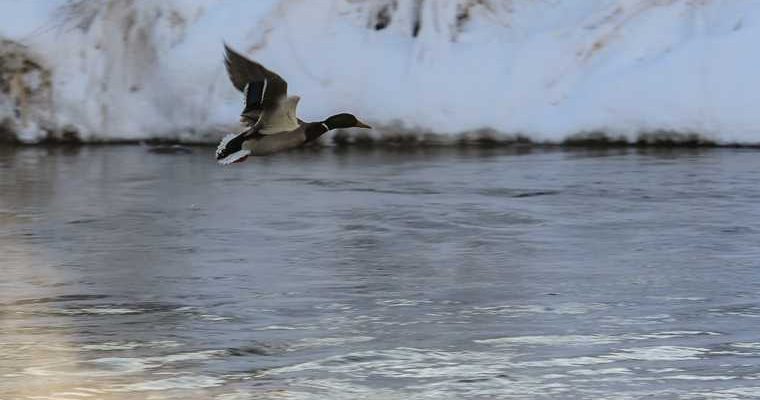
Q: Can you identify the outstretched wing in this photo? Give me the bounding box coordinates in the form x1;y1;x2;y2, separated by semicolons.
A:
224;44;289;126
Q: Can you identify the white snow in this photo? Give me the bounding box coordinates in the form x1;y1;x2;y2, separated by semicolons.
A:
1;0;760;144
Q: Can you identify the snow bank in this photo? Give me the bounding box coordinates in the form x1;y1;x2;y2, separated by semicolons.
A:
1;0;760;144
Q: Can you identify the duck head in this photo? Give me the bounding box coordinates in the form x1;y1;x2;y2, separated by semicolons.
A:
305;113;371;143
324;113;372;130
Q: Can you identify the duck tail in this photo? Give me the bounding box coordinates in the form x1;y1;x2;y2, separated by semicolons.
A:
217;149;251;165
216;130;251;165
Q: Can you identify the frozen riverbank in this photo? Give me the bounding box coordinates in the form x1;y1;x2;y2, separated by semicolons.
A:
2;0;760;144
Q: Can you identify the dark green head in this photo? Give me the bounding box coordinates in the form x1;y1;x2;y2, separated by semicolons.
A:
324;113;372;130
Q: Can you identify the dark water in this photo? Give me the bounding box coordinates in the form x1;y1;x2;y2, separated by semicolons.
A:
2;146;760;399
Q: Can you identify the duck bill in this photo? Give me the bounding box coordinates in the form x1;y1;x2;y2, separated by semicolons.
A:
355;120;372;129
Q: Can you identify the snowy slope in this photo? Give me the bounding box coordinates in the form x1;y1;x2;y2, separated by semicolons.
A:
1;0;760;144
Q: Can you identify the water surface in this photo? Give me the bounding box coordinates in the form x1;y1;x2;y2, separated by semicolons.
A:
2;146;760;399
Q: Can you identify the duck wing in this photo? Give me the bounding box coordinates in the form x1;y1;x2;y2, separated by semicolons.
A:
255;95;301;135
224;44;290;128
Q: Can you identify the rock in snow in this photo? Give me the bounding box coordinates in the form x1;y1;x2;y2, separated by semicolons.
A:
1;0;759;144
0;39;54;142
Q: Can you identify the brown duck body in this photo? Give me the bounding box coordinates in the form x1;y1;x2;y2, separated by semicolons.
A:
242;122;325;156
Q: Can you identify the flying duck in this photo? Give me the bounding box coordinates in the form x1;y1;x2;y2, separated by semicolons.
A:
216;45;371;164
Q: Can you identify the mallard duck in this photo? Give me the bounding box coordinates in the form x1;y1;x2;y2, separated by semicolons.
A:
216;45;371;164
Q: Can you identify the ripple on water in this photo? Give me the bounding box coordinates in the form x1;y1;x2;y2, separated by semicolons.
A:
112;376;226;392
289;336;375;351
514;346;709;368
7;294;111;306
56;307;145;315
267;347;515;379
81;340;182;351
257;338;743;398
709;304;760;318
477;188;560;198
30;303;239;322
23;349;228;377
475;334;621;346
462;302;608;317
731;342;760;350
254;324;319;331
375;299;434;307
474;331;719;347
24;357;149;377
49;301;185;316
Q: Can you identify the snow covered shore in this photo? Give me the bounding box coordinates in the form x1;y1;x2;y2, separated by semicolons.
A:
1;0;760;145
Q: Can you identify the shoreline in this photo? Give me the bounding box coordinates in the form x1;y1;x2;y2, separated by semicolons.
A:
2;134;760;149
